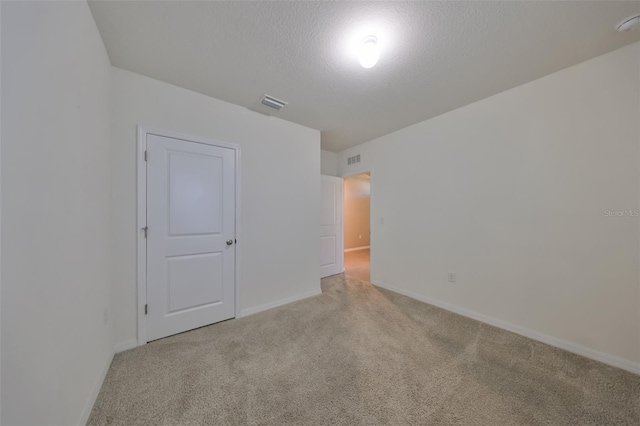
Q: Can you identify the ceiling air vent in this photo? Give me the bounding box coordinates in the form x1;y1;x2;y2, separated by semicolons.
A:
261;95;288;111
347;154;361;165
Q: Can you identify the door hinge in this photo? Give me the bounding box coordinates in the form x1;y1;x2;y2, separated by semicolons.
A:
144;150;148;161
142;227;148;238
145;304;148;315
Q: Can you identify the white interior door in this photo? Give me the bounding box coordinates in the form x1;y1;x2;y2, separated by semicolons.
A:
146;134;236;341
320;175;343;278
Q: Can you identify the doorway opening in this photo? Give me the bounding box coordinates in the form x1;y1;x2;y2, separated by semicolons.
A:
343;173;370;282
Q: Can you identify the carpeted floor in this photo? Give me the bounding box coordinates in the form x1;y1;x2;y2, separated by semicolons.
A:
89;274;640;425
344;248;370;282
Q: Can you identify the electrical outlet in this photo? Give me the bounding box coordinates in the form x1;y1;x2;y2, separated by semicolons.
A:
359;234;362;239
448;272;456;283
103;308;109;325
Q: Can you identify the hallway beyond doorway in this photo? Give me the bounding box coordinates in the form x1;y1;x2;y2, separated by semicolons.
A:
344;248;370;282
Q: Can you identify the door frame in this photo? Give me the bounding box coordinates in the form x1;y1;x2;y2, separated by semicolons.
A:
136;125;242;346
341;169;373;281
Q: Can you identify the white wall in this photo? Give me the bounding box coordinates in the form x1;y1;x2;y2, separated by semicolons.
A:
339;43;640;369
111;68;321;345
321;149;339;176
0;2;3;420
1;2;113;424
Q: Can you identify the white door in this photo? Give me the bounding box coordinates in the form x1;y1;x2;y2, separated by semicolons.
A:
320;175;343;278
146;134;236;341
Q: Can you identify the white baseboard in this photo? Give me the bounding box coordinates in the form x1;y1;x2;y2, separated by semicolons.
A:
114;338;138;353
344;245;370;253
239;288;322;317
78;350;114;425
371;280;640;375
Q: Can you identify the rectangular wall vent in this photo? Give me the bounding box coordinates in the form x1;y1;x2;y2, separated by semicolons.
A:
347;154;361;165
261;95;287;110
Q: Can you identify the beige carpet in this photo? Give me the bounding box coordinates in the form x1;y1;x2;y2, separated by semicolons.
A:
344;248;370;282
89;275;640;425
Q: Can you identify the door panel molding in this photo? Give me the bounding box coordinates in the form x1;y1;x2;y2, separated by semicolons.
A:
137;126;241;346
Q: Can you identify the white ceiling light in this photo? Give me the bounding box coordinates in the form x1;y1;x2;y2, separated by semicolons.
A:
616;13;640;32
358;36;380;69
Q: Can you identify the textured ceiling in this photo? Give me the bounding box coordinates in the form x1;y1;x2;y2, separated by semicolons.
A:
88;1;640;152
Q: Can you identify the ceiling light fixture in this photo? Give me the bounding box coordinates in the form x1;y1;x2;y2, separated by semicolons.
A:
358;36;380;69
616;13;640;32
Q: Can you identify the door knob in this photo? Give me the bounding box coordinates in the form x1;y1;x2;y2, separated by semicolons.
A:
226;240;234;246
